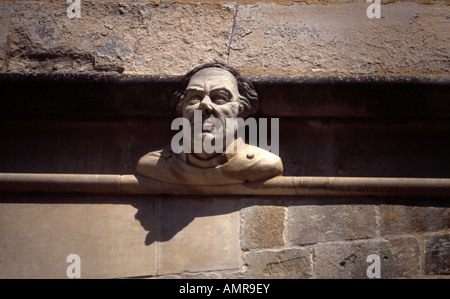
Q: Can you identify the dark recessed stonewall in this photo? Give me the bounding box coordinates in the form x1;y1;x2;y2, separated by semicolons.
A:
1;73;449;119
424;233;450;275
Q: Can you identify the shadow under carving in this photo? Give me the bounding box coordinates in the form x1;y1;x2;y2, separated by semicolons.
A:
132;196;241;246
131;196;450;246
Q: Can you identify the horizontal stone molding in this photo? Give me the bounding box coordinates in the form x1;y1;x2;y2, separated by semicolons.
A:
1;73;449;118
1;173;450;197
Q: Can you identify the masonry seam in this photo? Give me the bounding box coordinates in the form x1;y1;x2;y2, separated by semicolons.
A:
226;2;238;65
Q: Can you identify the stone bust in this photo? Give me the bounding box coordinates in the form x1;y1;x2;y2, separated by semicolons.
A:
137;62;283;185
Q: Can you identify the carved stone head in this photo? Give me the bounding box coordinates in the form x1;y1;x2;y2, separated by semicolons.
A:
171;62;259;119
170;62;261;159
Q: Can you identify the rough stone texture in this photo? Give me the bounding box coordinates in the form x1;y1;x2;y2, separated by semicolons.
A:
0;196;157;279
145;1;448;4
241;200;286;250
43;1;449;4
157;272;221;279
230;2;450;75
381;201;450;235
244;248;313;278
7;1;235;74
424;233;450;275
289;200;377;245
1;2;448;75
314;236;420;278
0;3;12;71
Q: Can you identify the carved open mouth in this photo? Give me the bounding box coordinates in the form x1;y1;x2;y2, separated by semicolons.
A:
202;114;218;133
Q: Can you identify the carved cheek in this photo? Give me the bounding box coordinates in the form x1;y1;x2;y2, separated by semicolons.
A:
211;107;227;121
223;102;241;118
182;103;198;121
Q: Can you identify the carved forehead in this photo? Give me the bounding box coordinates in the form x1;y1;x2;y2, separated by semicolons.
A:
187;67;238;90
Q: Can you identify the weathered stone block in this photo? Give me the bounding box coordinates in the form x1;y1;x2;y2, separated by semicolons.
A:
244;248;312;278
424;233;450;275
381;202;450;235
230;2;450;75
289;201;377;245
158;272;221;279
158;197;240;275
8;2;235;74
0;3;12;71
0;196;157;278
314;236;420;278
241;200;286;250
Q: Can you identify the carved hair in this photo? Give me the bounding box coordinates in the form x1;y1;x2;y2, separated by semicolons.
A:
171;62;259;118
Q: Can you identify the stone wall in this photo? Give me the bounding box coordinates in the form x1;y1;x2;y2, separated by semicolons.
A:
1;195;448;278
0;0;449;279
1;1;449;75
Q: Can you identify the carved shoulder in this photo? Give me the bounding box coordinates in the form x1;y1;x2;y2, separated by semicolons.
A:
136;146;173;177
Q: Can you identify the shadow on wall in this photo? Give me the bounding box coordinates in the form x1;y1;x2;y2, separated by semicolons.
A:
132;196;241;246
1;194;448;249
132;196;450;247
133;196;450;247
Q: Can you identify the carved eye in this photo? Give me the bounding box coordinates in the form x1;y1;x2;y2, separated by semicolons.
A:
212;96;227;104
211;91;231;104
186;95;201;105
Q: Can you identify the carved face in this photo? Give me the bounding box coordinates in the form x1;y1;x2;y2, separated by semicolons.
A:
181;67;242;156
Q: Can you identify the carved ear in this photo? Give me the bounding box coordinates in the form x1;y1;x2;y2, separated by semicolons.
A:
176;98;184;116
171;91;184;116
237;80;259;119
238;95;251;119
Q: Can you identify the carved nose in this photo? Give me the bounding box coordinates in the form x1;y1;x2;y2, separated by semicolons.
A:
199;95;213;114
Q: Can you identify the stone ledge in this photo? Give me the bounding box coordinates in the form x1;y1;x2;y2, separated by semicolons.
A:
1;173;450;197
1;73;449;118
